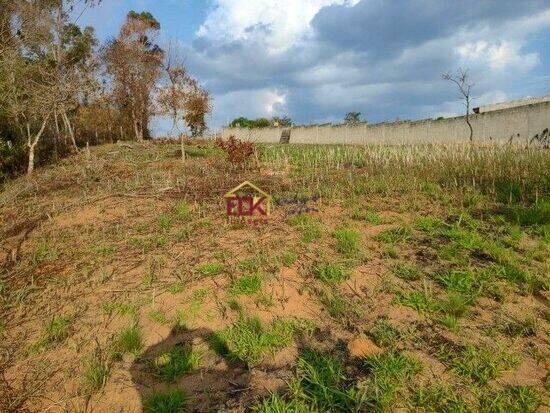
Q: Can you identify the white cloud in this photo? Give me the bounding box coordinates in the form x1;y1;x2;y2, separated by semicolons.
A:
197;0;359;52
457;40;539;70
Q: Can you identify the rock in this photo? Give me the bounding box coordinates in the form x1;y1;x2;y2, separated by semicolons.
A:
347;335;383;358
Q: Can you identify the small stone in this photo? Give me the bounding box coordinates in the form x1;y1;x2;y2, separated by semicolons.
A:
347;335;383;358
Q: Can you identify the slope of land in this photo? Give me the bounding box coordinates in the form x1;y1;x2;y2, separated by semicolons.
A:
0;141;549;412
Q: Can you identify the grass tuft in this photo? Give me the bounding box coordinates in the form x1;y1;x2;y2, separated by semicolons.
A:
144;389;189;413
334;227;361;258
230;272;263;295
152;344;200;382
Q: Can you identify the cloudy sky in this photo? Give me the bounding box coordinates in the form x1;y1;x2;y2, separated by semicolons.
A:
78;0;550;132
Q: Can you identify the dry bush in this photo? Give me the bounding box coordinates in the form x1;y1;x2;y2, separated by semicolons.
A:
214;135;256;165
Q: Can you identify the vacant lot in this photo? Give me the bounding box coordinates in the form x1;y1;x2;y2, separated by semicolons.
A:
1;142;549;412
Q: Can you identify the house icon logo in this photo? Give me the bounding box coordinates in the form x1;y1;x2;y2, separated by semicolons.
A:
224;181;272;217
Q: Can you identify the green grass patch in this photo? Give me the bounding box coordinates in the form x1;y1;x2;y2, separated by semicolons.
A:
81;358;110;393
391;263;422;281
440;345;519;385
212;316;308;366
410;383;468;412
196;262;224;276
368;318;402;348
396;290;435;312
110;325;143;358
334;227;362;258
415;216;444;233
479;385;541;413
174;201;192;220
151;344;200;382
375;226;411;244
313;262;349;283
230;273;263;295
363;352;422;410
288;214;322;243
143;388;189;413
282;250;298;266
351;207;383;224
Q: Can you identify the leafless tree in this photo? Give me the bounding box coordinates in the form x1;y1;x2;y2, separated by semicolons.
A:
443;68;474;142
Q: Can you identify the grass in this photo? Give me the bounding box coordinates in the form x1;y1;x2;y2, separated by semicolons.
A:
174;200;192;220
375;226;411;244
440;345;519;385
396;290;435;312
497;316;538;337
288;214;322;243
212;316;305;366
363;352;422;410
334;227;361;258
81;357;110;393
479;386;541;413
230;272;263;295
152;344;200;381
31;315;71;350
410;383;468;412
143;389;189;413
196;262;224;276
282;250;298;266
110;325;143;358
351;207;384;224
391;263;422;281
313;262;349;283
320;290;361;322
368;318;402;347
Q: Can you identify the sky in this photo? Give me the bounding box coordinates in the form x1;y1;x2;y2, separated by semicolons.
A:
77;0;550;134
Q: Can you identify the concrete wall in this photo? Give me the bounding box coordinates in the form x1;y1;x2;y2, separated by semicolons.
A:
221;101;550;145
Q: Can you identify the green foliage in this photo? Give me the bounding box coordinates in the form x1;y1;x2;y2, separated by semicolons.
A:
363;352;422;410
479;386;541;413
174;201;191;220
81;358;110;393
375;226;411;244
414;216;444;233
282;250;298;266
410;383;469;412
32;316;71;350
214;317;305;366
441;345;518;385
230;273;263;295
152;344;200;382
110;325;143;358
313;263;349;283
334;228;361;258
288;215;322;243
368;318;402;348
351;207;383;224
143;389;188;413
391;263;422;281
396;291;435;312
196;262;224;276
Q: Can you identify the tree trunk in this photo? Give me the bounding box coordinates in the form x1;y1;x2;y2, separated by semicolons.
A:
26;116;49;176
180;134;186;162
61;110;78;152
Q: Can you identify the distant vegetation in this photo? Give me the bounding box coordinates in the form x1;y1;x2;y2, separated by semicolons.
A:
228;116;293;128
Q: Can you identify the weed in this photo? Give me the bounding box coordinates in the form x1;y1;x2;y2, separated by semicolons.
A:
110;325;143;358
152;344;200;382
288;214;322;243
253;393;315;413
504;200;550;227
102;302;138;318
158;214;172;231
174;201;192;220
214;317;310;366
313;262;349;283
196;262;224;276
375;226;411;244
497;317;538;337
168;283;184;294
437;293;471;318
81;357;110;393
368;318;402;347
334;227;361;258
149;309;169;325
363;352;422;410
410;383;468;412
391;263;422;281
438;314;459;331
230;273;263;295
282;250;298;266
351;207;383;224
143;388;188;413
415;216;443;233
294;348;365;411
396;290;435;312
441;345;519;385
479;386;541;413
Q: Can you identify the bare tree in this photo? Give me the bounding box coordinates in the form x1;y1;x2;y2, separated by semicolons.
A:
443;68;474;142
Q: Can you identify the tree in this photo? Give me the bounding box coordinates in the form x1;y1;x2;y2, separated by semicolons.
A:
157;42;211;160
344;112;362;125
443;68;474;142
271;116;292;127
104;10;164;141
